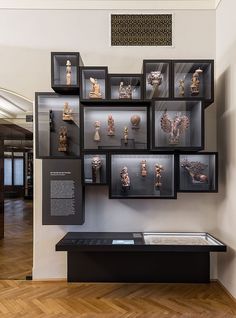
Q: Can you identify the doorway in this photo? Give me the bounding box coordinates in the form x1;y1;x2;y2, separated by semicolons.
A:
0;89;33;279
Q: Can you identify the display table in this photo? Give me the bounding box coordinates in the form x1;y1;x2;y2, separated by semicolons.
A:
56;232;226;283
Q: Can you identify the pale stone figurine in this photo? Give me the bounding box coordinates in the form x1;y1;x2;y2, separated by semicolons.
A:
191;68;203;96
120;166;130;191
123;126;128;144
141;160;147;177
107;114;115;136
147;71;163;86
66;60;72;85
89;77;102;99
119;82;132;99
58;126;68;152
94;120;101;142
155;164;164;188
62;102;73;121
91;155;102;183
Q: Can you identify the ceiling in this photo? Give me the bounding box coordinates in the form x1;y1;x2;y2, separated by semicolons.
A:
0;0;222;10
0;89;33;133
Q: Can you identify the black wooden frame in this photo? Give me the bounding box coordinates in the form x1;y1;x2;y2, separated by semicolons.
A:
177;152;218;193
35;92;81;159
51;52;81;94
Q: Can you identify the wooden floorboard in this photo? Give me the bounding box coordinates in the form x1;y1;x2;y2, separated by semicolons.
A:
0;199;33;279
0;281;235;317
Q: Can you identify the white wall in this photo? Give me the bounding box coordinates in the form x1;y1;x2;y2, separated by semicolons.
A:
0;9;217;279
216;0;236;298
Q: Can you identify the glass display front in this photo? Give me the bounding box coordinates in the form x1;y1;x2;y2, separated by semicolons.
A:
174;61;213;101
83;154;107;184
109;74;142;100
83;105;148;150
179;153;217;192
143;61;170;99
81;67;107;100
153;100;203;150
36;93;80;158
52;53;79;86
110;154;175;198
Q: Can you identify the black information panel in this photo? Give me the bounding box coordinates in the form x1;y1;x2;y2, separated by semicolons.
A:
42;159;84;225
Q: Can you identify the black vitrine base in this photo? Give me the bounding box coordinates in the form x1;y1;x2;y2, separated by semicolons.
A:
67;251;209;283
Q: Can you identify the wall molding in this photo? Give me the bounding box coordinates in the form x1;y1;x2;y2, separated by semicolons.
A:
0;0;221;10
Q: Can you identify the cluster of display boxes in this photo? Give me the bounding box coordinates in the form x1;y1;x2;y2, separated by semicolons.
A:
35;52;217;199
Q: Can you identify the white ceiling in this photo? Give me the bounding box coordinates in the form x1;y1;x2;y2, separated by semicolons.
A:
0;0;222;10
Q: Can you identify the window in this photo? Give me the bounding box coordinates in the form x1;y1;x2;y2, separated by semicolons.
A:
4;158;12;186
4;153;24;186
14;158;24;186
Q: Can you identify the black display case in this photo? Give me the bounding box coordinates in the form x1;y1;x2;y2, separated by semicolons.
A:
82;102;150;151
80;67;108;100
173;60;214;106
143;60;171;99
56;231;226;282
152;100;204;151
178;153;218;192
108;74;143;100
35;93;80;159
51;52;81;94
109;154;176;199
83;153;108;185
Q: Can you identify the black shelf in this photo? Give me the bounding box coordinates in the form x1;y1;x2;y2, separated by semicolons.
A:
82;153;108;185
81;101;150;152
108;73;143;100
152;100;204;152
35;92;80;159
177;152;218;193
80;66;108;100
172;59;214;107
109;153;177;199
51;52;81;94
143;60;172;100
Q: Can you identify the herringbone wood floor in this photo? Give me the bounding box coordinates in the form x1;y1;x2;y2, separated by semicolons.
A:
0;200;236;317
0;281;235;317
0;199;33;279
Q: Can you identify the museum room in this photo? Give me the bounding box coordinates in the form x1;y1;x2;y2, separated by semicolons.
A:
0;0;236;316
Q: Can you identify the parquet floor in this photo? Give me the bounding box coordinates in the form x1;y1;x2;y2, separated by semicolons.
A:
0;200;236;317
0;199;33;279
0;281;235;317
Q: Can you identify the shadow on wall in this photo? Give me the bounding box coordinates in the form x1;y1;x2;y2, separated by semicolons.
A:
217;65;236;200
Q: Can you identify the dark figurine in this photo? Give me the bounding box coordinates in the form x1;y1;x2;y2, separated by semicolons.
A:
181;159;208;183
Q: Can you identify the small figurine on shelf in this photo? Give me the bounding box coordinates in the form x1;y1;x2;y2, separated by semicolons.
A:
180;159;208;183
155;164;164;188
119;82;132;99
179;79;185;96
190;68;203;96
130;115;141;129
91;155;102;183
66;60;72;85
107;114;115;136
141;160;147;177
94;120;101;142
123;126;128;144
147;71;163;98
58;126;68;152
89;77;102;99
62;102;73;121
120;166;130;191
49;110;54;132
160;109;190;144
